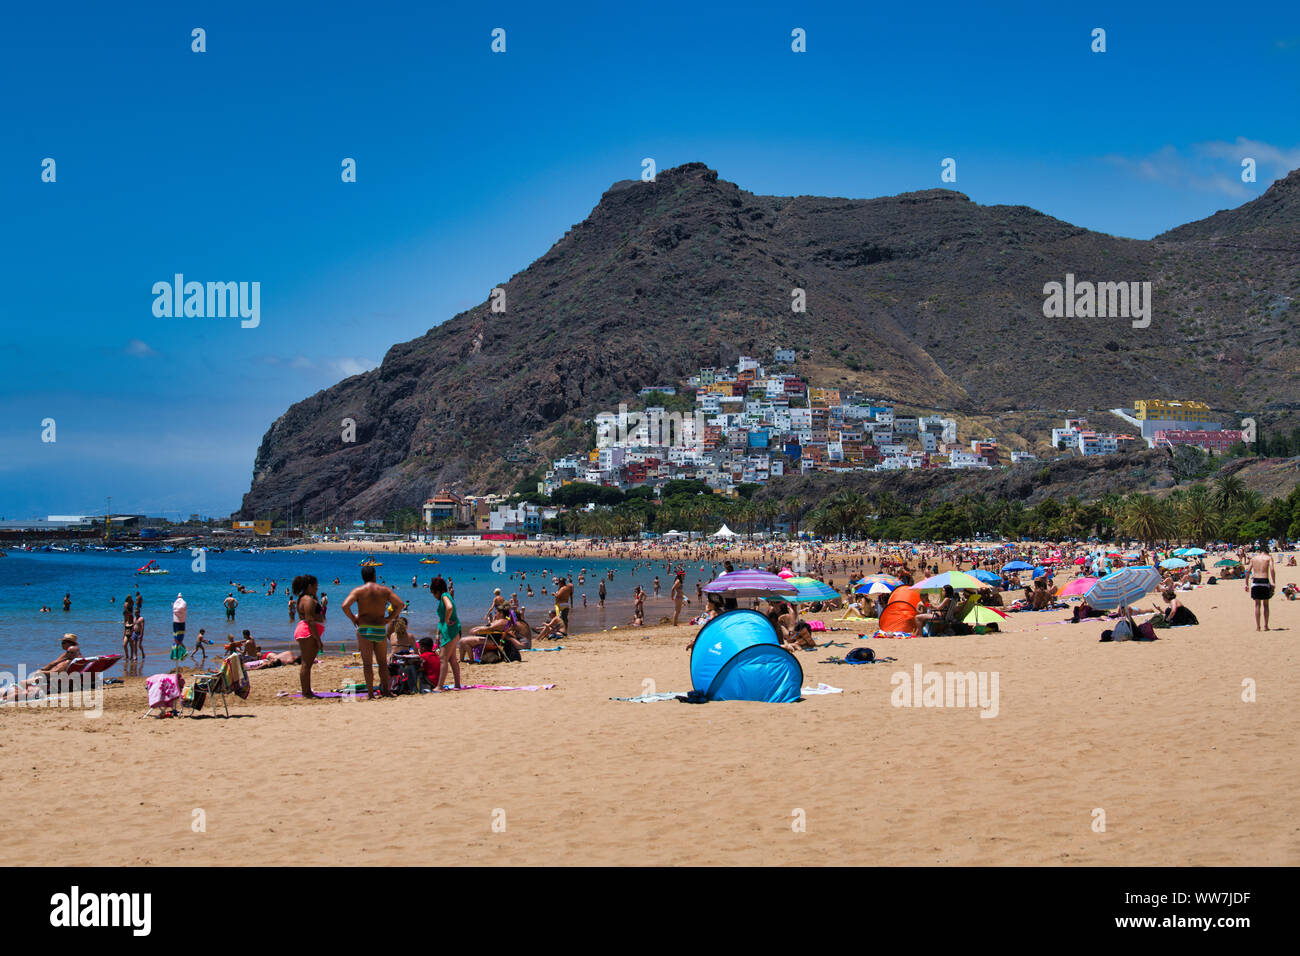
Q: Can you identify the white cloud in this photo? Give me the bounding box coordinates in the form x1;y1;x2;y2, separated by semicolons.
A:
291;356;314;369
331;357;378;377
125;339;158;357
1105;139;1300;198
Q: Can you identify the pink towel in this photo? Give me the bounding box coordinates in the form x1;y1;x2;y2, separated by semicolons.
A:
146;673;182;708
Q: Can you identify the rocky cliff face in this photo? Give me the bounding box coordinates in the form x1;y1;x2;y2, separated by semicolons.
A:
239;163;1300;521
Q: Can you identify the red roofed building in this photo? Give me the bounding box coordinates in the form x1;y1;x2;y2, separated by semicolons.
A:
1154;429;1244;453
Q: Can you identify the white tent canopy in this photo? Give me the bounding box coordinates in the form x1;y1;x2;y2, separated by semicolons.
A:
712;524;738;538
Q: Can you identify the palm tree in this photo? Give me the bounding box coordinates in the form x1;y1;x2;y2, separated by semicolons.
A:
1213;473;1247;513
1179;495;1219;546
1121;494;1175;548
783;496;804;540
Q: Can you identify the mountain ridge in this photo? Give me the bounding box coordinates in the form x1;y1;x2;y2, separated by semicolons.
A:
238;163;1300;521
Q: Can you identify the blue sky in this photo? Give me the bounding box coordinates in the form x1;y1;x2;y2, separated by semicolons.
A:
2;0;1297;518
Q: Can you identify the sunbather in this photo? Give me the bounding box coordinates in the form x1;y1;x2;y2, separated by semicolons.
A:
2;635;81;702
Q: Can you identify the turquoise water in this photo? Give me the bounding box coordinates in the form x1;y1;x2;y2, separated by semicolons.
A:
0;549;723;673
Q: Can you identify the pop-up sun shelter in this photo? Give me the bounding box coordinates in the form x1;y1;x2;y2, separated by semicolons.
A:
689;609;803;703
878;585;921;634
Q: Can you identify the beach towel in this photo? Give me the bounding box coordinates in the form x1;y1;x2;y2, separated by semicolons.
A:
820;654;898;665
801;683;843;695
807;620;827;631
145;673;182;709
871;630;919;639
522;646;564;652
609;691;683;703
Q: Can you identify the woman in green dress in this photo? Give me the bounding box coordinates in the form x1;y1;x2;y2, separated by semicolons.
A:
430;576;463;691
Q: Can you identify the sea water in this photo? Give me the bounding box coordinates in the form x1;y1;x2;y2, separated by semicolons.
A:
0;548;724;672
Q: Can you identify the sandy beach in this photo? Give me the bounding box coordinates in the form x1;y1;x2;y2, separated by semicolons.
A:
2;575;1295;867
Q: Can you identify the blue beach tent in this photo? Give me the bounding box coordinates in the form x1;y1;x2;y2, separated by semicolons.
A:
689;610;803;703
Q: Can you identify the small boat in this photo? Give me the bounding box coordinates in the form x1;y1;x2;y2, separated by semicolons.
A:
360;557;383;567
135;559;169;575
419;557;440;564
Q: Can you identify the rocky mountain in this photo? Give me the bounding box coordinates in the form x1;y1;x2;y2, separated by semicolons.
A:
238;164;1300;521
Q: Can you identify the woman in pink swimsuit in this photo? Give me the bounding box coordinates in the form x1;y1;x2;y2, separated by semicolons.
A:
292;574;325;698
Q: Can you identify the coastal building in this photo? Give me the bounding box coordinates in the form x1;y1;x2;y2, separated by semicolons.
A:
773;348;796;364
1153;428;1245;454
1134;400;1220;440
423;490;469;527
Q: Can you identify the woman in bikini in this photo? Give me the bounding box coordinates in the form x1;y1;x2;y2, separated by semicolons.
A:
291;574;324;698
430;576;463;690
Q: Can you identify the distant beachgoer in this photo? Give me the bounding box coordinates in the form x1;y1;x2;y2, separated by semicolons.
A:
319;592;328;619
598;579;606;607
191;629;210;665
224;593;238;621
671;572;685;626
552;577;573;637
429;576;463;691
342;565;403;699
288;594;296;620
62;593;70;612
1248;544;1276;631
133;614;145;660
292;575;325;698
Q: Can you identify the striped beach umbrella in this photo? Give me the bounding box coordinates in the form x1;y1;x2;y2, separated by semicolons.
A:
855;580;896;596
963;605;1008;626
776;576;841;602
858;573;903;588
915;570;985;592
704;570;797;598
1083;567;1161;611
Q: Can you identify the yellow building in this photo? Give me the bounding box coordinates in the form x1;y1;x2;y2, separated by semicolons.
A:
232;519;272;536
808;388;841;408
1134;400;1214;423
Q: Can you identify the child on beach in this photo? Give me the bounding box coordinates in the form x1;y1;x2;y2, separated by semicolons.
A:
190;629;210;665
417;637;441;692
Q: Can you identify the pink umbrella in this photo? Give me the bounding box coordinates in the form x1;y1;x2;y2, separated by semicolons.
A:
778;567;795;579
1072;556;1087;565
1058;576;1098;598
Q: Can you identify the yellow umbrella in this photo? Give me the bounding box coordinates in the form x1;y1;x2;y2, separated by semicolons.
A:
963;606;1008;626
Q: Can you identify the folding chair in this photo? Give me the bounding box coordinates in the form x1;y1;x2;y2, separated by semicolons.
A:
186;654;250;717
66;655;123;688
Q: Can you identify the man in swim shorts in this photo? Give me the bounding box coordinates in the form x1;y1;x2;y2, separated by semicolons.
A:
1247;543;1276;631
341;565;404;699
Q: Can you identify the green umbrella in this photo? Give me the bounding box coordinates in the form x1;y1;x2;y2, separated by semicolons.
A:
1214;558;1241;567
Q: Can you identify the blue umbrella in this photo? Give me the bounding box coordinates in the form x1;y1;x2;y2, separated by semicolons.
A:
1181;547;1207;557
1084;567;1162;611
1031;566;1050;579
1002;560;1035;572
970;569;1001;584
1160;558;1189;569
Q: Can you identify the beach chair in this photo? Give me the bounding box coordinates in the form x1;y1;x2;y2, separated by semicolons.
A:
185;654;250;717
64;655;123;691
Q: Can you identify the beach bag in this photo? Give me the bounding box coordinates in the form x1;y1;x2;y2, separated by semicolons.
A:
1135;621;1158;641
1111;619;1133;642
1149;612;1170;629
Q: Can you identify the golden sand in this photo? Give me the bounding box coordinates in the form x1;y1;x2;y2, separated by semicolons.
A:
1;582;1296;866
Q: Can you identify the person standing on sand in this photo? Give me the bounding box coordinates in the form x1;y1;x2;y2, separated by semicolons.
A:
1247;543;1276;631
671;571;685;626
429;576;463;691
292;575;325;698
342;565;403;699
552;576;573;637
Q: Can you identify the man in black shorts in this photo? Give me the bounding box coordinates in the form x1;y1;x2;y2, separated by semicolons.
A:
1247;543;1276;631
